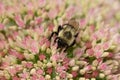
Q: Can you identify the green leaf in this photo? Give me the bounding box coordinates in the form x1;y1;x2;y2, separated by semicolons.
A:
5;17;17;27
67;47;74;58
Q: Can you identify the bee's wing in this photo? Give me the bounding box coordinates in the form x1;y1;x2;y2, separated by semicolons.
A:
68;19;79;28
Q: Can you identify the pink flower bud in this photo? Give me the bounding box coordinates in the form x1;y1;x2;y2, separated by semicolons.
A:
12;76;20;80
71;71;78;78
92;70;99;77
15;15;25;28
60;71;67;79
46;67;53;74
37;69;43;75
0;23;4;30
39;54;46;61
48;8;58;19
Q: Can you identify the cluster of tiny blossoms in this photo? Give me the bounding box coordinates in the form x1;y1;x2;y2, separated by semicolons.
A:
0;0;120;80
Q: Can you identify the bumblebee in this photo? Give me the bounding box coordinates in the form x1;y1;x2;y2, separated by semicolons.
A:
49;19;80;51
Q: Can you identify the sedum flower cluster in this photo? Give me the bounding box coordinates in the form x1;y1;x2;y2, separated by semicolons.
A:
0;0;120;80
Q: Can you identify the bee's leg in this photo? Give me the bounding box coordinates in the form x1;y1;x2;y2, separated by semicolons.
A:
70;40;76;47
49;25;62;40
64;40;75;51
54;37;59;49
58;25;62;32
54;37;59;43
75;33;79;37
49;32;58;40
64;47;67;52
64;45;69;52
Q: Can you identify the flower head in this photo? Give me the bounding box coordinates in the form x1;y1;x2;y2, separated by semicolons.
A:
39;54;46;61
0;0;120;80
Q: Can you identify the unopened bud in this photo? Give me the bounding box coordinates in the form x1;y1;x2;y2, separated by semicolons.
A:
67;73;73;78
45;75;51;80
37;61;43;67
76;61;88;66
92;60;98;67
91;66;96;70
46;48;51;54
29;54;35;60
52;61;57;67
79;77;86;80
72;66;79;71
99;73;105;78
79;69;85;75
24;53;30;60
69;59;75;66
91;78;96;80
56;76;60;80
46;62;52;68
41;44;46;51
30;68;36;75
101;52;109;57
